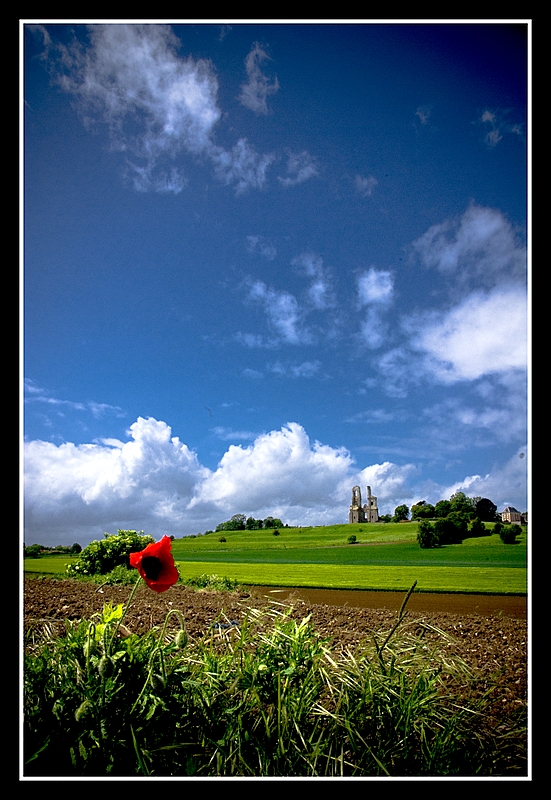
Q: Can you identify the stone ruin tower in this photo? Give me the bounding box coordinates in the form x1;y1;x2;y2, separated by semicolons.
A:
349;485;379;523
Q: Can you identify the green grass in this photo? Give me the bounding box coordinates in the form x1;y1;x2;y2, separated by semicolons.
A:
24;525;528;595
175;561;525;594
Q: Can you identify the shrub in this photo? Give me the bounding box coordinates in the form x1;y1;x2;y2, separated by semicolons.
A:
219;537;227;543
66;530;154;578
347;534;358;544
469;517;488;538
499;523;522;544
417;520;440;549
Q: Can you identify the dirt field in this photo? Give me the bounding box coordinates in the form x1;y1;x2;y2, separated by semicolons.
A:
24;577;528;725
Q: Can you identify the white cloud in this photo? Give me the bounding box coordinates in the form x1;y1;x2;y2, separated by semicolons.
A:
23;415;527;545
407;284;527;382
239;42;279;115
440;446;528;513
24;417;210;544
358;268;394;306
278;151;319;187
292;251;334;310
211;139;276;195
480;109;525;148
411;205;526;288
190;423;353;516
246;235;277;261
356;268;394;349
45;24;275;195
355;174;378;197
245;280;312;345
268;360;322;378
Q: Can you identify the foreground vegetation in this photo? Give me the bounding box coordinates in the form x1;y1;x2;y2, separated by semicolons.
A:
24;585;526;777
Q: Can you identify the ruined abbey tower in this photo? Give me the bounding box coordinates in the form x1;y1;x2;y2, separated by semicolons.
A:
349;485;379;523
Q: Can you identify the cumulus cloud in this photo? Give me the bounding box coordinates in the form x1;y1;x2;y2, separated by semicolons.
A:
190;422;353;516
407;284;527;382
411;205;526;290
24;417;210;544
278;151;319;187
39;24;275;195
239;42;279;115
23;415;527;545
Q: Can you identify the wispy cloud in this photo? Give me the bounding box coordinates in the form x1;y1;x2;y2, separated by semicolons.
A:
211;139;275;194
267;360;322;378
356;268;394;350
278;151;319;187
415;106;431;125
211;426;257;441
246;235;277;261
479;109;525;147
25;382;125;419
355;174;378;197
38;24;276;196
239;42;279;115
245;280;312;345
411;204;526;291
292;251;335;311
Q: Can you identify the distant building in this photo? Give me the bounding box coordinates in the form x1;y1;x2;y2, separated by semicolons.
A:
349;485;379;523
501;506;522;523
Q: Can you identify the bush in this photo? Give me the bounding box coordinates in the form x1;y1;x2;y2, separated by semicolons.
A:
499;524;522;544
469;518;488;538
66;530;154;578
417;520;440;549
347;534;358;544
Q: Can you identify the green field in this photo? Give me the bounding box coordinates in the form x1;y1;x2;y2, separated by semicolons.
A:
25;523;528;595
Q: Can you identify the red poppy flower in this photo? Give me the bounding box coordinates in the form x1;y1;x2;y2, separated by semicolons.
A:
129;535;179;593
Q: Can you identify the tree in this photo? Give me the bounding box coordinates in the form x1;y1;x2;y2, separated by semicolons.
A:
475;498;498;522
434;500;451;518
392;504;409;523
433;514;466;546
411;501;435;520
417;520;440;549
469;517;488;537
449;492;475;520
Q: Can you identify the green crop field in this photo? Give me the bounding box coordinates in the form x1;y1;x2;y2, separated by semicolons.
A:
24;524;528;594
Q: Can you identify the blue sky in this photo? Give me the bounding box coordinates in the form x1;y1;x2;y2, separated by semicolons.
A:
23;21;529;546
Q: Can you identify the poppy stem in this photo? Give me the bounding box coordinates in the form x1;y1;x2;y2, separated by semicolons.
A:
108;576;142;655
